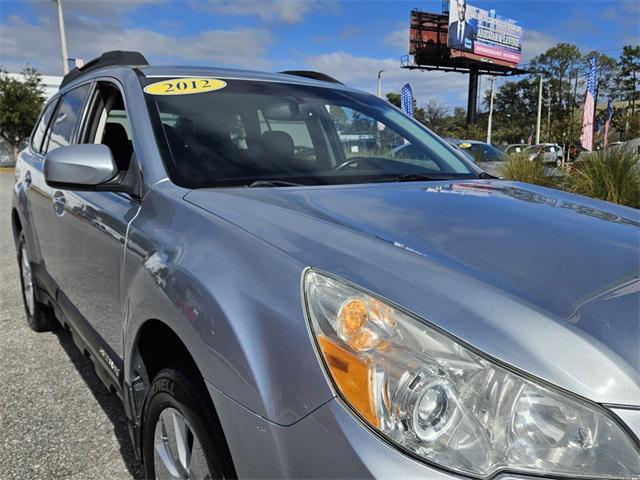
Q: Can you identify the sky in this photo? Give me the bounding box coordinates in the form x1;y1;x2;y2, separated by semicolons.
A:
1;0;638;110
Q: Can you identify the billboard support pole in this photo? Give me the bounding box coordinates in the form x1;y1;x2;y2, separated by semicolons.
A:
487;76;495;144
535;75;543;145
467;68;478;124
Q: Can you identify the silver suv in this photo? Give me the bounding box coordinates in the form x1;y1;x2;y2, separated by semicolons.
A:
12;51;640;479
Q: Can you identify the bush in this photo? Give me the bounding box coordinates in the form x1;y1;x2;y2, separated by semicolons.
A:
499;153;555;187
568;147;640;209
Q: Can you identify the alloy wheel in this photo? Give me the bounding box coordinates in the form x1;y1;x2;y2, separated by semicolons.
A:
20;244;35;316
153;407;210;480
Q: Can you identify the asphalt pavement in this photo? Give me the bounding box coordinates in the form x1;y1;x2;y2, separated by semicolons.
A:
0;172;143;479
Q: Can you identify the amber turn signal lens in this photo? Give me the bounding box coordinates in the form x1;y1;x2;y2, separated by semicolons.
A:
317;335;379;427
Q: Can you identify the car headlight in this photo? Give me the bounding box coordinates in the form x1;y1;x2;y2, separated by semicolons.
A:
303;270;640;479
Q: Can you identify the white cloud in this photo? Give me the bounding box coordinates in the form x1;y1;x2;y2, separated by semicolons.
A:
203;0;318;24
521;29;557;64
303;51;470;108
0;14;273;75
305;52;398;83
384;27;408;50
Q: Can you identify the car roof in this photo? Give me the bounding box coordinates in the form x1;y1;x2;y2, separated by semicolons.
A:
59;63;361;96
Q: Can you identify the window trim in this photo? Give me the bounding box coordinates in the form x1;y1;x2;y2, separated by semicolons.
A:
29;96;61;156
42;81;93;155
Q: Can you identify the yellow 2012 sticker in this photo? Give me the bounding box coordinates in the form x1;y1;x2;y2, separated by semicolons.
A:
143;77;227;95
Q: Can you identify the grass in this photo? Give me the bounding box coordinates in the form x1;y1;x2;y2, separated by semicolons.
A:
498;148;640;209
499;153;555;188
568;147;640;209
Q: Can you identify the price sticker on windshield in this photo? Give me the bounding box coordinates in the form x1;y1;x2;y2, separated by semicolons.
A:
144;77;227;95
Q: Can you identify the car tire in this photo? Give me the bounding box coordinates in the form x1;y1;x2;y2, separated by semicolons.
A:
142;366;236;480
556;158;562;168
17;232;58;332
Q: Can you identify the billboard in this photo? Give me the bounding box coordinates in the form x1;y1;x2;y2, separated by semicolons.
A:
448;0;523;65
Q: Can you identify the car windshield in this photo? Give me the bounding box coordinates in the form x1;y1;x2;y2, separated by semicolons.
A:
144;78;476;188
471;143;505;162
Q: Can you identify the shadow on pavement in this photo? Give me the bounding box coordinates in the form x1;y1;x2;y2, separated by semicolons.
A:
52;327;144;479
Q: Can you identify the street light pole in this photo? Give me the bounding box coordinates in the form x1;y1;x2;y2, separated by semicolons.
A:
54;0;69;74
535;75;543;145
486;76;495;144
546;82;551;142
377;70;385;98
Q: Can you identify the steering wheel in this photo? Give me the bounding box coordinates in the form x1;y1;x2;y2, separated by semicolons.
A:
335;156;372;171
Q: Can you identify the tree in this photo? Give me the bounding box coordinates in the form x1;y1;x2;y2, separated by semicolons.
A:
617;45;640;139
0;67;45;161
530;44;582;111
484;77;538;144
422;99;449;131
386;92;400;108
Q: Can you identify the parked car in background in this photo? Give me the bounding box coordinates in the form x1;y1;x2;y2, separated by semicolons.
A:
618;137;640;155
523;143;564;166
574;138;640;165
12;51;640;480
446;139;506;177
504;143;528;155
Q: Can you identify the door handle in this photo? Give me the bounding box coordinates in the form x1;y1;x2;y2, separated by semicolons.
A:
24;170;32;188
52;191;66;217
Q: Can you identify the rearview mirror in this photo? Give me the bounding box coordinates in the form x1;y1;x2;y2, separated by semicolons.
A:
44;144;118;190
262;101;313;121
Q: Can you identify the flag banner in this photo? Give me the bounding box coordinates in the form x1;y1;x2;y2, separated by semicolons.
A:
604;99;613;148
401;83;414;117
580;57;596;151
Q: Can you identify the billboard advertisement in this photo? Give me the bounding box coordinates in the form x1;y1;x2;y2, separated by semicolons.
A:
448;0;523;65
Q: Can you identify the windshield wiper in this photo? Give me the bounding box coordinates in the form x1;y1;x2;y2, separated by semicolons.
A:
393;173;440;182
246;180;303;188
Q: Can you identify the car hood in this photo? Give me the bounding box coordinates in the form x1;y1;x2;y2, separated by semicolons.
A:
185;180;640;405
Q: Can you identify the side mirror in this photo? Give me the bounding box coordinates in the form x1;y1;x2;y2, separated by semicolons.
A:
44;144;118;190
43;144;140;196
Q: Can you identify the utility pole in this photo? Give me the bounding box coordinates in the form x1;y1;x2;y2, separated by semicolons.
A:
486;76;495;144
546;82;551;142
567;70;577;162
54;0;69;74
376;70;385;98
535;75;543;145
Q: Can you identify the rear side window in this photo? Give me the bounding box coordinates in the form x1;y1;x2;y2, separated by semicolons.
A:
44;83;91;154
31;100;59;154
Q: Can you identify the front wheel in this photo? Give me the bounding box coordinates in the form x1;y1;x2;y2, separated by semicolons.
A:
17;232;58;332
142;367;236;480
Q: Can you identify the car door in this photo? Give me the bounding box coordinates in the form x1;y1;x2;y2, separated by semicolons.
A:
49;81;142;358
20;98;61;281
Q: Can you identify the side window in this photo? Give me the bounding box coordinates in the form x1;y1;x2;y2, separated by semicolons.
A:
44;84;91;154
31;99;59;154
81;83;134;172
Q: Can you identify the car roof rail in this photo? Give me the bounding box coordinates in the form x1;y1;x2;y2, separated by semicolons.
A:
279;70;344;85
60;51;149;89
